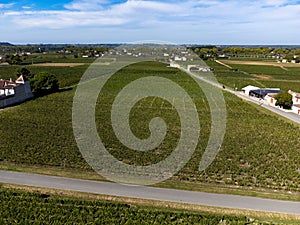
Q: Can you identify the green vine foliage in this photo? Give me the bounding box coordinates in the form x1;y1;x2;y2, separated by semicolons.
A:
0;62;299;191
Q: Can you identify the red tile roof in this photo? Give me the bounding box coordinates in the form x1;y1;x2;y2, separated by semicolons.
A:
0;80;18;89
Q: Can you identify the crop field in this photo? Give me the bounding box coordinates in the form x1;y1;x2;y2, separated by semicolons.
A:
0;187;266;225
0;61;300;192
21;53;96;64
220;60;300;68
207;60;300;92
0;64;89;88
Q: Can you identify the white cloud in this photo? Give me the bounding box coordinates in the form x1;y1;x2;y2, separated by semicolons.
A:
3;0;184;29
0;3;14;9
64;0;109;11
0;0;299;44
5;10;129;28
260;0;291;7
22;6;33;10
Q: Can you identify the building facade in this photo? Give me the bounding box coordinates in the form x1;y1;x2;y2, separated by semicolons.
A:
0;75;34;108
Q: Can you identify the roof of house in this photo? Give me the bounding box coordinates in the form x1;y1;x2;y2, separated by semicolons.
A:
0;79;18;89
288;90;300;98
15;75;25;84
250;89;283;96
0;75;26;89
242;85;259;90
266;93;278;97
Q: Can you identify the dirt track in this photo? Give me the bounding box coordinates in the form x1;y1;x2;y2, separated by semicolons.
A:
220;60;300;68
30;63;86;67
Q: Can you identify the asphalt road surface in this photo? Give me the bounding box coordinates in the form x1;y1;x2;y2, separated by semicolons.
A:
183;67;300;125
1;67;299;216
234;91;300;125
1;170;299;215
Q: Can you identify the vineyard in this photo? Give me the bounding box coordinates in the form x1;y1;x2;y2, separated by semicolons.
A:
0;187;272;224
0;61;299;192
206;60;300;92
0;64;89;88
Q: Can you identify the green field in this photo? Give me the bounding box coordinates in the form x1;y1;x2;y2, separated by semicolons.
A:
1;186;293;225
21;53;96;64
206;60;300;92
1;61;299;193
0;64;89;88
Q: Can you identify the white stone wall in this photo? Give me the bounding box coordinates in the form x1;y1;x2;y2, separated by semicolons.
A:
0;81;33;108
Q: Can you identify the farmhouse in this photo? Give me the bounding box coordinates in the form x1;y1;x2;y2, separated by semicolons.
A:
187;65;213;72
242;85;300;115
0;78;17;97
242;85;259;95
0;75;34;108
169;62;180;68
264;93;278;106
249;88;282;99
288;90;300;104
288;90;300;115
292;104;300;115
174;56;187;61
242;85;282;98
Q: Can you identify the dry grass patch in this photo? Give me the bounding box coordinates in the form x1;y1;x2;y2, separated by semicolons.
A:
30;62;86;67
251;74;273;80
220;60;300;68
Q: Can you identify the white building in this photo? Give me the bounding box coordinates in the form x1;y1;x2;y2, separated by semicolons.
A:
169;62;180;68
242;85;260;95
187;65;212;72
288;90;300;115
288;90;300;105
264;93;277;106
0;79;17;97
0;75;34;108
292;104;300;115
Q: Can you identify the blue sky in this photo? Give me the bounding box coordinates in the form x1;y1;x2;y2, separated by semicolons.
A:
0;0;299;44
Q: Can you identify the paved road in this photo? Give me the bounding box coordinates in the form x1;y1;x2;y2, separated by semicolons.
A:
182;67;300;125
234;91;300;124
0;170;299;215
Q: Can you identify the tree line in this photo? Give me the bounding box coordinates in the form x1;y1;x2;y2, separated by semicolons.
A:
190;46;300;60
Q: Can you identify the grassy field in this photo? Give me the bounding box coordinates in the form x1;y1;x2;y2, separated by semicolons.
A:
1;185;299;225
207;60;300;92
0;61;299;194
21;53;96;64
0;64;89;88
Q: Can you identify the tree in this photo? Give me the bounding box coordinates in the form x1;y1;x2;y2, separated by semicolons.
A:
31;72;59;95
274;92;293;109
9;54;22;65
16;67;34;80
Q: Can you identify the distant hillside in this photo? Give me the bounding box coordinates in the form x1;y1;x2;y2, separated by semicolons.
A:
0;42;14;46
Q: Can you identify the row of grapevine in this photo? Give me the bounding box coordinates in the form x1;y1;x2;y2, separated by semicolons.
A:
0;187;260;225
0;61;299;191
